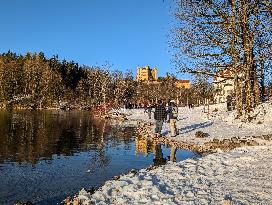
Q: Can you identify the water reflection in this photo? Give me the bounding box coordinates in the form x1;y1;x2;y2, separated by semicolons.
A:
169;146;177;162
135;136;182;166
0;111;197;205
153;144;167;166
0;110;133;164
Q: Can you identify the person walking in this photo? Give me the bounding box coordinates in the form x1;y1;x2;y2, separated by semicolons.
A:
226;95;232;111
147;102;153;119
167;100;178;137
154;100;167;137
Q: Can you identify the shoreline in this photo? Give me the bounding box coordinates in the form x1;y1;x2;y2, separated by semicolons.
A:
66;142;272;205
15;104;272;204
135;121;272;155
105;106;272;155
0;107;90;111
86;144;272;205
71;105;272;204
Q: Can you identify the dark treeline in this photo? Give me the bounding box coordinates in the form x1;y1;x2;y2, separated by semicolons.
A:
0;51;136;109
0;51;212;109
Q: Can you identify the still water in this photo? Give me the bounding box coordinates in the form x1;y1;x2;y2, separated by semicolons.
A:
0;110;198;205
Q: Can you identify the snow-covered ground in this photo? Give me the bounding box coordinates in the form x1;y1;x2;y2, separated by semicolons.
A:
119;102;272;145
73;103;272;205
79;145;272;205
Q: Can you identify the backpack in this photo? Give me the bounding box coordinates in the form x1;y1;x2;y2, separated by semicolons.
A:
172;106;178;118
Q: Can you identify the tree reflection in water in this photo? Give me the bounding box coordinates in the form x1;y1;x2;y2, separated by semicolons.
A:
0;110;140;205
0;110;134;165
0;111;196;205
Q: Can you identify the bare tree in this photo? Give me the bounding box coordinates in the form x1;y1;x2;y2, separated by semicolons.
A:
172;0;272;119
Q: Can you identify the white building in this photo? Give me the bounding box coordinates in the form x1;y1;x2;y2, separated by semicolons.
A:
213;70;234;103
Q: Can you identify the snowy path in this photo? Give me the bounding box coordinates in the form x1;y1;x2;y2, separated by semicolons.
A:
84;145;272;205
123;103;272;145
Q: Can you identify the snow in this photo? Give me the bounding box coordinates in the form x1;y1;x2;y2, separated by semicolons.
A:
81;145;272;205
119;102;272;145
75;102;272;204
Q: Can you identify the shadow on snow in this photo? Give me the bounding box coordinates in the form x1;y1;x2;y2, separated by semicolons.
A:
179;121;214;134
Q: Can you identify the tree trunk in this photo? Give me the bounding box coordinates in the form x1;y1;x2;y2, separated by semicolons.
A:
241;1;255;115
234;75;243;117
260;60;265;101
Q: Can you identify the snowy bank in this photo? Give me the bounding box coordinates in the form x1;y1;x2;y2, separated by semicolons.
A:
79;145;272;205
116;102;272;147
67;103;272;205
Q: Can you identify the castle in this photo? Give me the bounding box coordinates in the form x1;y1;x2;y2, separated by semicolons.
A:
136;66;190;89
136;66;158;82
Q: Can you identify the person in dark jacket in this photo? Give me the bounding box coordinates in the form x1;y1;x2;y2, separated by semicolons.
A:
154;100;167;136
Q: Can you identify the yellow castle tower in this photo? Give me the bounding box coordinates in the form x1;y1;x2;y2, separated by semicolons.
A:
136;66;158;82
151;68;158;81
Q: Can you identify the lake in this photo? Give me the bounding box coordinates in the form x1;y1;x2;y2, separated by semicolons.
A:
0;110;198;205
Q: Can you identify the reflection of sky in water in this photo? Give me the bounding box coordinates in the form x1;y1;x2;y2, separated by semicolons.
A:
0;111;198;205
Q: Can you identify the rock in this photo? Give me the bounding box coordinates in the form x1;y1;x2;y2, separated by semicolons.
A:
185;190;194;198
128;169;137;175
204;141;212;146
264;135;270;141
231;137;238;143
86;187;96;194
118;117;125;122
240;139;247;145
73;197;79;205
223;139;231;145
78;188;92;205
223;199;232;205
223;194;233;205
247;140;258;146
195;131;207;138
113;175;120;180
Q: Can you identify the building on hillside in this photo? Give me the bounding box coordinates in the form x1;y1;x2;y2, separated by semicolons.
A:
174;80;190;89
213;69;234;103
136;66;158;82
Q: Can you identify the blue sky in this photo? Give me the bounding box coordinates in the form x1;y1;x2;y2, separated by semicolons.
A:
0;0;190;79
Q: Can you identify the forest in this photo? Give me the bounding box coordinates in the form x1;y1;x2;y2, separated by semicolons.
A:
0;51;208;110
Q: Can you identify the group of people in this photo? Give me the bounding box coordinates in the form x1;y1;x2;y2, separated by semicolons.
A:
123;99;146;109
145;100;179;137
